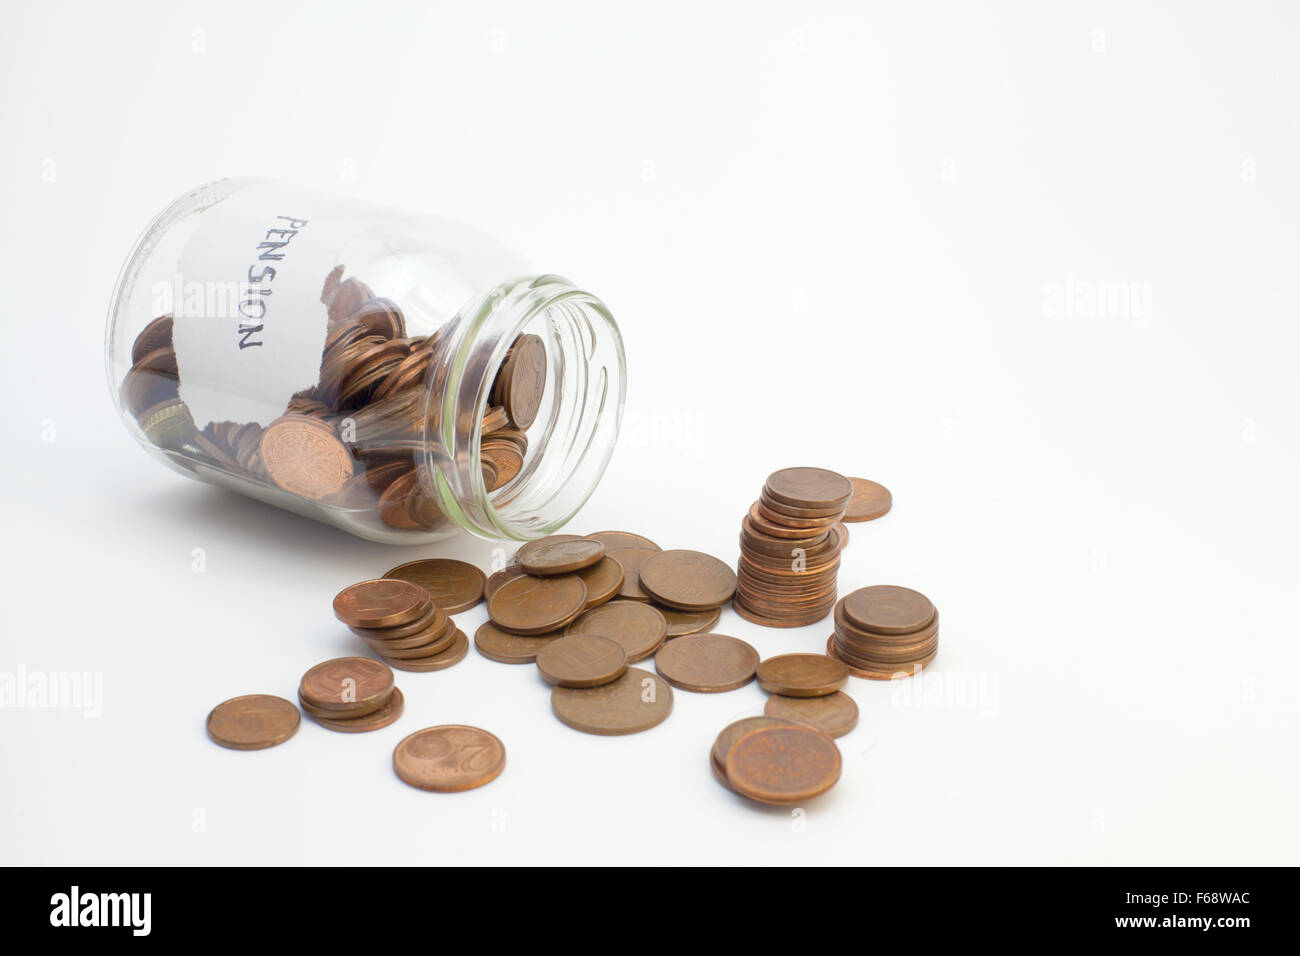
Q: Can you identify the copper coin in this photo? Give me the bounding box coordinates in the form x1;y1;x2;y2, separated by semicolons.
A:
732;597;835;630
473;621;563;664
764;691;858;738
131;314;174;365
550;667;673;736
564;600;667;662
206;694;300;751
841;585;936;635
826;636;938;680
393;725;506;792
384;558;487;614
517;535;605;575
724;725;842;805
308;687;405;734
364;623;459;659
382;629;470;672
536;635;628;688
835;521;849;547
487;574;588;635
501;333;547;430
637;550;737;610
657;604;721;637
484;564;528;600
299;657;396;714
260;415;355;500
654;634;759;693
607;547;658;601
348;604;444;642
481;405;509;434
333;579;431;629
842;477;892;522
763;467;853;510
587;531;661;552
755;653;848;698
710;716;794;789
574;557;624;608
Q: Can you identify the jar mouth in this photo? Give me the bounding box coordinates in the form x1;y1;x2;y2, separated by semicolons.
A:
422;275;626;540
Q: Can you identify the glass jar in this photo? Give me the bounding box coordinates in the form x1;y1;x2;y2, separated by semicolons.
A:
106;179;625;543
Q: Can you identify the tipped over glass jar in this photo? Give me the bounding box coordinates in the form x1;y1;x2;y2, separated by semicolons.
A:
106;179;625;543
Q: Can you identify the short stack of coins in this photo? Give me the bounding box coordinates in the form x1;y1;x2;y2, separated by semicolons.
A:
733;467;852;627
827;585;939;678
333;577;469;673
119;271;548;535
297;656;404;733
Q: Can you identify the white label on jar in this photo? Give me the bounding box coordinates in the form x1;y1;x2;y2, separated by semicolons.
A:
172;183;341;428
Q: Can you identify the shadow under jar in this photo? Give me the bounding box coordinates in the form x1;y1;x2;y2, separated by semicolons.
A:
106;179;626;543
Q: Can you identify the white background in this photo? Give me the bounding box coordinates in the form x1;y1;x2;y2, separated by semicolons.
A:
2;0;1297;865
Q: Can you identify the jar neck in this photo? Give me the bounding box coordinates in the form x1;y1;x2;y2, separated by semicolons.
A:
421;275;625;540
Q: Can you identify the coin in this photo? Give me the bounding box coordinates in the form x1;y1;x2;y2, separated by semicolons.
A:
483;564;528;600
348;604;445;643
550;667;673;736
384;558;487;614
842;477;892;522
131;314;174;365
764;691;858;738
826;636;938;680
382;628;470;672
724;725;841;805
732;598;836;630
653;634;759;692
473;621;563;664
517;535;605;575
206;694;301;751
488;574;588;635
573;557;624;608
755;653;848;698
393;725;506;792
333;579;431;629
657;604;721;637
500;333;547;430
710;716;793;789
309;687;406;733
636;550;737;610
299;657;395;714
586;531;661;552
763;467;853;510
841;585;936;635
536;635;628;688
260;415;355;500
607;547;658;601
564;600;667;662
364;623;459;658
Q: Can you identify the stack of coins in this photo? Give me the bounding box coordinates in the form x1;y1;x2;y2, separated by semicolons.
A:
120;265;548;535
827;585;939;678
333;578;469;673
710;717;842;805
297;657;405;733
733;467;852;627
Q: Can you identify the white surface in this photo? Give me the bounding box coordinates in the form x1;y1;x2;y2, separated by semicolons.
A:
2;0;1297;865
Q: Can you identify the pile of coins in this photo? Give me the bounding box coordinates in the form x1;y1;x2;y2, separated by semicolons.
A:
297;657;405;732
119;267;549;533
827;585;940;679
734;467;853;627
332;576;471;673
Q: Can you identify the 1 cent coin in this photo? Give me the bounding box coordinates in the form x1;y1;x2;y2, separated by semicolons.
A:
206;694;301;751
587;531;661;552
636;549;737;610
724;724;842;805
607;547;658;601
483;564;528;600
488;574;588;635
384;558;487;614
517;535;606;575
841;585;936;635
763;467;853;510
564;600;667;662
842;477;892;522
382;629;470;672
755;653;848;698
657;604;721;637
310;687;405;734
536;634;628;688
299;657;395;714
501;333;547;430
550;667;673;736
573;557;624;607
764;691;858;738
393;725;506;792
710;716;794;789
473;621;563;664
653;634;760;692
333;579;431;629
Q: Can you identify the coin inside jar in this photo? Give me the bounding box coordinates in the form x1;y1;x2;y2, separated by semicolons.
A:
393;725;506;792
517;535;606;575
260;415;355;500
487;574;588;635
384;559;487;614
498;333;547;430
206;694;301;751
653;634;759;692
755;653;848;698
535;634;628;688
333;579;431;629
636;549;737;610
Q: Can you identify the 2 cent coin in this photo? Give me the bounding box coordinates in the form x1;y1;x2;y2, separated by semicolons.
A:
535;634;628;687
393;725;506;792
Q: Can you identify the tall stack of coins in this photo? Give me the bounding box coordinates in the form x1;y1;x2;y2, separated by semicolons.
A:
297;657;404;732
733;467;852;627
827;585;939;678
119;265;547;535
333;578;469;673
